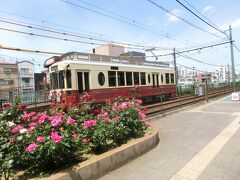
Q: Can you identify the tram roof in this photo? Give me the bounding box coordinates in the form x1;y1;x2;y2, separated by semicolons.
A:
46;52;173;70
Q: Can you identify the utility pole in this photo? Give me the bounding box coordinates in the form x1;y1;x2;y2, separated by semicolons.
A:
229;25;236;91
173;47;178;95
227;64;230;86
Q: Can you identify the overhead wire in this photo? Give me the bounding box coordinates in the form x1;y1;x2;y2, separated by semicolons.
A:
147;0;226;39
177;53;222;67
60;0;193;46
175;0;227;36
181;0;220;30
0;18;172;50
177;63;212;73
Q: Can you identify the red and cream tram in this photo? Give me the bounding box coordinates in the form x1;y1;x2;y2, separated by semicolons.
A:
44;52;176;108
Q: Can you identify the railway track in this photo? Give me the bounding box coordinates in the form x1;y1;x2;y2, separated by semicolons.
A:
26;88;234;113
146;88;233;117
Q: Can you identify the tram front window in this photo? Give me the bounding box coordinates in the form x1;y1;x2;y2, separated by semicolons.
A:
59;71;65;89
66;70;72;88
51;72;58;89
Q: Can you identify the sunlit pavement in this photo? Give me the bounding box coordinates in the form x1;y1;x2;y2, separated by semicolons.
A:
99;95;240;180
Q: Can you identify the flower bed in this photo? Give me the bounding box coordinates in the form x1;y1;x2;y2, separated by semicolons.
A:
0;96;151;179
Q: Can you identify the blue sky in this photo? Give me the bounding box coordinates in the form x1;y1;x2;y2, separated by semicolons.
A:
0;0;240;73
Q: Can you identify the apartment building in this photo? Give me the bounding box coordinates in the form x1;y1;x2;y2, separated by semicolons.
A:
17;61;35;91
0;62;19;89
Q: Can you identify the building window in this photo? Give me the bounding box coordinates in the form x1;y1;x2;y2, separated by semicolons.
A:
98;72;105;86
165;73;170;84
108;71;116;87
66;70;72;88
134;72;139;85
0;79;7;85
126;72;133;86
59;71;65;89
22;78;30;86
161;74;163;83
118;71;125;86
4;68;13;74
171;73;175;83
140;72;146;85
148;74;151;84
21;68;30;75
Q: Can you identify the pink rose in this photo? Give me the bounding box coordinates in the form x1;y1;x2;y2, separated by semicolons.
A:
25;143;38;152
59;127;64;131
67;118;76;125
113;116;120;121
103;117;110;122
51;118;60;127
138;110;146;121
51;131;62;143
9;138;15;143
37;136;45;142
145;121;151;127
134;99;142;105
29;122;36;128
83;120;97;129
97;112;108;117
72;133;78;139
11;127;18;134
21;114;30;121
82;138;90;143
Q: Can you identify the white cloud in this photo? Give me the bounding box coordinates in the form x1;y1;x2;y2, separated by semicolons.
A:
231;18;240;29
202;5;216;14
165;9;182;22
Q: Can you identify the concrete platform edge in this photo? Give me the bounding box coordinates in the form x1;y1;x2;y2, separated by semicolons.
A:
43;125;159;180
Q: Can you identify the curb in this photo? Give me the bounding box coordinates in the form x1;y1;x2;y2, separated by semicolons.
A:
43;125;159;180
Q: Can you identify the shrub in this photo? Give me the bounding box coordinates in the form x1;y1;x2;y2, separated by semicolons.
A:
0;96;151;178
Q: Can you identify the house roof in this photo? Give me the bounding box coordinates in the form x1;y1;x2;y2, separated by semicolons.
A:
0;62;16;65
17;60;34;65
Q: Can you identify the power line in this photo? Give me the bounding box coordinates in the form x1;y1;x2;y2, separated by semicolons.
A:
175;0;227;36
175;41;230;55
0;44;64;55
0;18;172;50
177;53;221;67
60;0;193;46
181;0;221;30
177;63;212;73
147;0;225;39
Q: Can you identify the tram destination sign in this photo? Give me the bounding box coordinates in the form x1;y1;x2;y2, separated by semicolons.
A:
111;66;119;70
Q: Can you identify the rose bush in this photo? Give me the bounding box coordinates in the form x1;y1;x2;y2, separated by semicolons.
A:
0;96;151;179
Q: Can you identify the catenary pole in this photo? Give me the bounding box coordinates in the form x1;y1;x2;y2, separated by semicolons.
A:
229;25;236;91
173;47;178;95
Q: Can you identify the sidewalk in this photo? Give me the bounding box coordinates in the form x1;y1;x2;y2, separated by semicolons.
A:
99;96;240;180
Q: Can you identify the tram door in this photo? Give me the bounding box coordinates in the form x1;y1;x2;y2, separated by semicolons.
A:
77;72;90;94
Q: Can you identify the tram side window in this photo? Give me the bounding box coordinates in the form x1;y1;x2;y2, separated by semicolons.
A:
148;74;151;84
165;73;170;84
66;70;72;88
134;72;140;85
118;71;125;86
126;72;133;86
156;74;159;87
108;71;116;87
59;71;65;89
161;74;164;84
51;72;58;89
170;73;175;83
140;72;146;85
84;72;90;91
